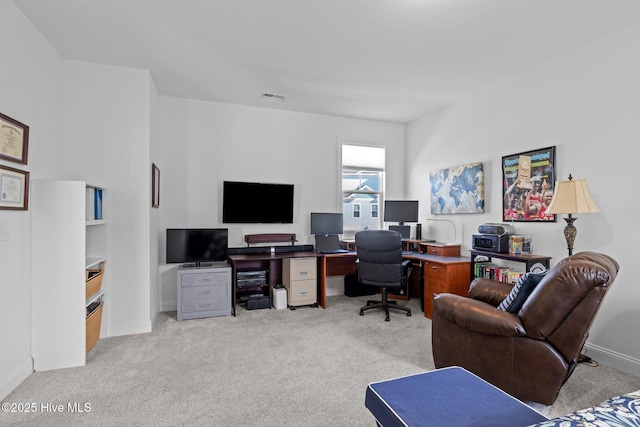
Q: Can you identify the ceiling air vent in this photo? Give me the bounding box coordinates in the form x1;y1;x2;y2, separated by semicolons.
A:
261;92;285;102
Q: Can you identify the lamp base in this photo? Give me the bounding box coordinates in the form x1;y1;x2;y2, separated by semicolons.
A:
563;215;577;256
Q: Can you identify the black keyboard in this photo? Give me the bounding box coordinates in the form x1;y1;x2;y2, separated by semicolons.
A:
319;249;348;254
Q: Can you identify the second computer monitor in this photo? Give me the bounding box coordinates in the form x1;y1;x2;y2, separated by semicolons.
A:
310;212;344;236
384;200;418;239
383;200;419;225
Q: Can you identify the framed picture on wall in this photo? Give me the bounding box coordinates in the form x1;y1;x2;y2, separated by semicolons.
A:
502;146;556;222
0;164;29;210
152;163;160;208
429;161;485;214
0;112;29;165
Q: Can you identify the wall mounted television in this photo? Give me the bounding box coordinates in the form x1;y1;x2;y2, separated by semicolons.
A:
384;200;419;225
310;212;344;236
166;228;228;265
223;181;294;223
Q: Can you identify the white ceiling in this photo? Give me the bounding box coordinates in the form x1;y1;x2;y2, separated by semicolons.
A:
13;0;640;123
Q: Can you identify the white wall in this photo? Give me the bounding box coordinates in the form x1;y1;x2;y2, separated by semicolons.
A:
406;21;640;375
63;60;155;337
158;97;406;308
149;77;161;324
0;1;65;400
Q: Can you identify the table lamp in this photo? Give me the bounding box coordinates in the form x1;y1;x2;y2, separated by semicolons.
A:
545;174;600;256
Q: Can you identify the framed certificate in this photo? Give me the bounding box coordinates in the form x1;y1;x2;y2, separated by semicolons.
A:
0;112;29;165
0;164;29;210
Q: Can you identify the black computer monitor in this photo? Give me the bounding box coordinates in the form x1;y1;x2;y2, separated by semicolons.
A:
384;200;419;225
310;212;344;236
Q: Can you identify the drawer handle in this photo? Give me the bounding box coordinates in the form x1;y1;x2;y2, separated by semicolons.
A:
199;278;212;282
299;291;308;296
198;303;212;308
300;271;308;276
198;291;212;295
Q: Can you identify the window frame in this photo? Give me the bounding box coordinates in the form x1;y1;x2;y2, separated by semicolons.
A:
340;143;385;237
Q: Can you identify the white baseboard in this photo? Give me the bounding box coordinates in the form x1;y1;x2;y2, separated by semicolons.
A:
0;358;33;401
106;320;152;337
584;342;640;377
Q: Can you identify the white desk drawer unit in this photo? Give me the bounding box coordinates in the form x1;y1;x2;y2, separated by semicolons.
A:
177;265;231;320
283;257;318;309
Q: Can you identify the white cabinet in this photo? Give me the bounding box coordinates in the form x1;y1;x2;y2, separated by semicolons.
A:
177;264;232;320
283;257;318;308
31;180;107;371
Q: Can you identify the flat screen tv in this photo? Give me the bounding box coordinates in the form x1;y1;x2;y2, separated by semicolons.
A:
310;212;344;235
166;228;228;264
223;181;294;223
384;200;419;225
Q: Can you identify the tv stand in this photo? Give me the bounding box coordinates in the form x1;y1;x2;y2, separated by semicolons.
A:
177;263;232;320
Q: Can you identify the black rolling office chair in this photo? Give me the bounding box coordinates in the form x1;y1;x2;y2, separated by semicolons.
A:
355;230;412;321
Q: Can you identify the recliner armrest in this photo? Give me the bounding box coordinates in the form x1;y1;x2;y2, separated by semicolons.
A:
468;278;513;307
433;293;526;337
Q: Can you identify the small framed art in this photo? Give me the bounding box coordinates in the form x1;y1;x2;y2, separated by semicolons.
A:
0;164;29;210
0;112;29;165
152;163;160;208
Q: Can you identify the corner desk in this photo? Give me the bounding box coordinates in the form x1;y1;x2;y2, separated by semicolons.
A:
318;250;471;318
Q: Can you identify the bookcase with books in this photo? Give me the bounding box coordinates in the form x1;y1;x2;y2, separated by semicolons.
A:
469;249;552;286
85;185;107;352
473;262;524;284
31;181;108;370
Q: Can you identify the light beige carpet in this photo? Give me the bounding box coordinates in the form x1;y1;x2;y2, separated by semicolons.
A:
2;295;640;426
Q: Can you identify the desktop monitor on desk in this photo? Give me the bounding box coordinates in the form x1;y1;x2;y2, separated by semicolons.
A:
384;200;419;239
310;212;347;253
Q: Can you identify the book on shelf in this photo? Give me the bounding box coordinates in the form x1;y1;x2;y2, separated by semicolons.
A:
474;262;523;284
86;187;103;221
94;188;102;220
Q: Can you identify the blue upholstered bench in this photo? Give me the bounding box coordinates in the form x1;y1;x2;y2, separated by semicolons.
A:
365;366;548;427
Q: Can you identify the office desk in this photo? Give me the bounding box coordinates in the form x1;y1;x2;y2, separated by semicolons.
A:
228;251;318;314
318;252;471;318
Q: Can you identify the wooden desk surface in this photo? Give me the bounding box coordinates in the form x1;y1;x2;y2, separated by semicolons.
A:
402;252;470;265
317;251;471;309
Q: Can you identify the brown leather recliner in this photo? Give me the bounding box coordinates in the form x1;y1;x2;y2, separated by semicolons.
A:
432;251;619;405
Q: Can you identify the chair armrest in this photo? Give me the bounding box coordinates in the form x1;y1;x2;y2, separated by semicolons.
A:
468;278;513;307
402;259;413;283
433;293;526;337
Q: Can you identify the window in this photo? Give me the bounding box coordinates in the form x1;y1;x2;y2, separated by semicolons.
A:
353;203;361;218
341;144;385;237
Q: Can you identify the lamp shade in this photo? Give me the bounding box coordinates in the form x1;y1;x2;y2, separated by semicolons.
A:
546;178;600;214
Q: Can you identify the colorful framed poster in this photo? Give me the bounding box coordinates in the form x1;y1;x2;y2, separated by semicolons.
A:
502;146;556;222
429;162;485;214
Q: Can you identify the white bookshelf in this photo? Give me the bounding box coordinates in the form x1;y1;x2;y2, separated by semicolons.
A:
31;180;108;371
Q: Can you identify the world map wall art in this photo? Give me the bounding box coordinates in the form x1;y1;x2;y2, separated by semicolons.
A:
429;162;485;214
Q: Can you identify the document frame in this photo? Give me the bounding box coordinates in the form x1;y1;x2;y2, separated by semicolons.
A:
0;164;29;210
0;112;29;165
